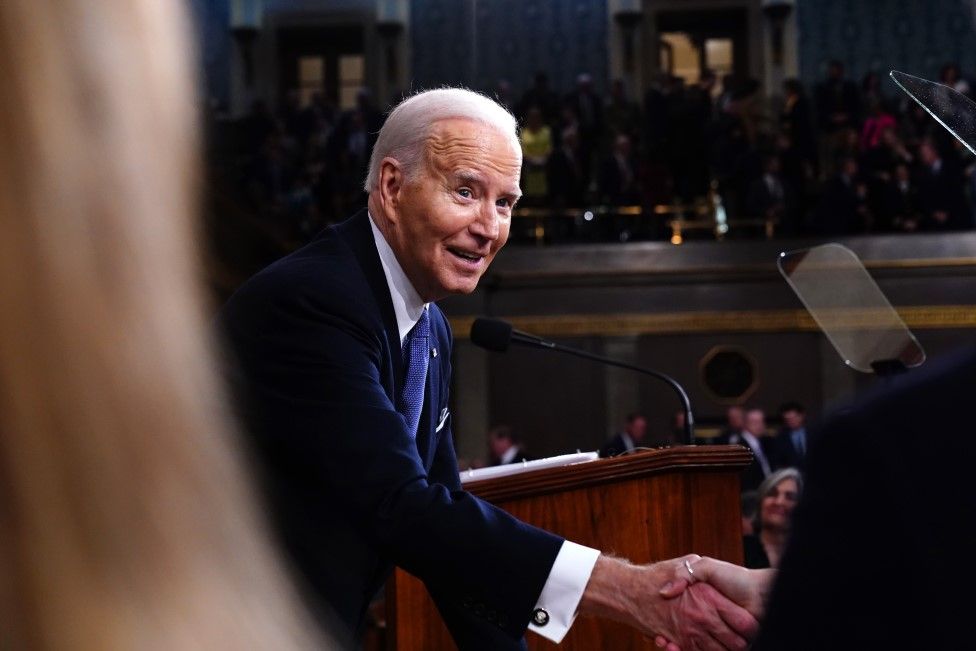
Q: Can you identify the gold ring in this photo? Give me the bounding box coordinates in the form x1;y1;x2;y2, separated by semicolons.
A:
684;559;696;581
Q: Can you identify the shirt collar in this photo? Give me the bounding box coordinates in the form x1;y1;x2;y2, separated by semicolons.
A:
368;212;428;345
500;445;520;465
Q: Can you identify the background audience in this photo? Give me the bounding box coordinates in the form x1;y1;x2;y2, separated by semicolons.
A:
205;59;976;270
742;469;803;569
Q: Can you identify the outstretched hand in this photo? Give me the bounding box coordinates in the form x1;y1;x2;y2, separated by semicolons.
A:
654;557;776;650
579;555;759;651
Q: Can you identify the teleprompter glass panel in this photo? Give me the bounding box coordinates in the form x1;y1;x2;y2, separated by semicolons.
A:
777;243;925;373
890;70;976;157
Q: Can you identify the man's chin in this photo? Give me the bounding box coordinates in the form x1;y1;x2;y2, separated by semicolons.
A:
434;276;483;299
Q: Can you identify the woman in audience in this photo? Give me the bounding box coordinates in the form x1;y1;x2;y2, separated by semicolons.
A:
742;468;803;569
0;1;320;648
519;106;553;204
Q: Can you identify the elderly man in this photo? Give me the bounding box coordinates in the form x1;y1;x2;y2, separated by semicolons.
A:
221;89;762;649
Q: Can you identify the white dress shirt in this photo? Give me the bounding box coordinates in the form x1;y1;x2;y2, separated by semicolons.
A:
369;214;599;643
738;431;772;477
500;445;522;465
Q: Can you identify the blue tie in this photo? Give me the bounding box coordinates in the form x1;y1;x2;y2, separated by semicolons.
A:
399;309;430;438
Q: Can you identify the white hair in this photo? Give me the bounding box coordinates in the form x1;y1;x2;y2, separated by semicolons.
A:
363;87;519;192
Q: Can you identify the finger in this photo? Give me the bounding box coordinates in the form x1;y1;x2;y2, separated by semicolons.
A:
687;630;726;651
687;584;753;650
654;635;682;651
702;629;743;651
660;578;690;598
705;585;759;643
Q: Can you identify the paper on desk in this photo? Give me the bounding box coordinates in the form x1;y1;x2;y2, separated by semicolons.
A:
459;451;599;484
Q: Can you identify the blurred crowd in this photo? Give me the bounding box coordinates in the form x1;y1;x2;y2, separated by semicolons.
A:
205;60;976;251
478;404;809;573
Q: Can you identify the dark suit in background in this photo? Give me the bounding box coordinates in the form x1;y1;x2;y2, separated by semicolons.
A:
220;211;562;648
769;428;806;471
757;346;976;649
598;432;635;458
726;432;774;493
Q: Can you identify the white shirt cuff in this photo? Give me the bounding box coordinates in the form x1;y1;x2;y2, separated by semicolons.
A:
527;541;600;643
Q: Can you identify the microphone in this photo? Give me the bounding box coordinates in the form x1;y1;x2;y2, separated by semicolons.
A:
470;317;695;445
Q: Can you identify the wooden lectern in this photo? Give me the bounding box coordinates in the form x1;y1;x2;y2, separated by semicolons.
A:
386;445;752;650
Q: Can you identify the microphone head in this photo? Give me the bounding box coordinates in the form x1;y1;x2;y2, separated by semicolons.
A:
470;317;513;352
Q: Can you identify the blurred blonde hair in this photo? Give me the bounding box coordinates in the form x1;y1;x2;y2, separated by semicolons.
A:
0;1;320;648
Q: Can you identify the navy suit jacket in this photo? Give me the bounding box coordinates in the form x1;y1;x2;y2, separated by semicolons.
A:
220;210;562;648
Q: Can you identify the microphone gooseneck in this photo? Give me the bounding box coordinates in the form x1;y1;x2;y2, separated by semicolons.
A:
470;317;695;445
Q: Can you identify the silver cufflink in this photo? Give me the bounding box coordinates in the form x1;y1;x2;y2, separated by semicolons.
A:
532;608;549;626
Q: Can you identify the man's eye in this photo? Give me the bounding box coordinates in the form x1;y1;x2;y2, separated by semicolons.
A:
458;188;473;198
496;198;511;208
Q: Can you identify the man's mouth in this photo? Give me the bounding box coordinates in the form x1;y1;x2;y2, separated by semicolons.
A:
447;247;485;263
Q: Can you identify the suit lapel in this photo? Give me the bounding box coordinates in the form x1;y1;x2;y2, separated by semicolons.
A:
335;209;405;391
337;210;439;469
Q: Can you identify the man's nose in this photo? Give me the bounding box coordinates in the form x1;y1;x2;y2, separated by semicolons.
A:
471;202;501;240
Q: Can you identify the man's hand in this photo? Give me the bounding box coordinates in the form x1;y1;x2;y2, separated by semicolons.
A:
661;557;776;621
578;555;759;651
653;557;775;651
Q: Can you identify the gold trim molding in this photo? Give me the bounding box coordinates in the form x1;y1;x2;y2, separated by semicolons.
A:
489;257;976;284
451;305;976;338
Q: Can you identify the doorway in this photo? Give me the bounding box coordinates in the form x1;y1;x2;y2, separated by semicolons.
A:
656;8;748;87
277;25;365;110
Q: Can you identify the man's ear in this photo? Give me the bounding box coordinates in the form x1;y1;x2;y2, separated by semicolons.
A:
377;157;404;222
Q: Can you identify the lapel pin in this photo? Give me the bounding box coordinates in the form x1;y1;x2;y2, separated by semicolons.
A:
431;347;438;358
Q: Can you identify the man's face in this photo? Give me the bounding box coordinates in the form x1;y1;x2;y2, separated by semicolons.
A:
627;417;647;441
782;409;804;430
745;410;766;436
489;434;510;458
727;407;744;430
390;118;520;301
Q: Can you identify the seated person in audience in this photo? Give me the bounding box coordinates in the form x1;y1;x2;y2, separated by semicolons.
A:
728;408;774;492
487;425;532;465
878;162;921;232
811;154;869;235
519;106;552;205
711;406;746;445
547;126;586;209
742;469;802;569
745;154;790;230
914;138;970;231
598;134;641;206
599;412;648;457
771;401;808;470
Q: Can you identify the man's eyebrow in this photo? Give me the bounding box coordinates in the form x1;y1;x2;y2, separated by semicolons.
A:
454;170;486;186
452;169;521;200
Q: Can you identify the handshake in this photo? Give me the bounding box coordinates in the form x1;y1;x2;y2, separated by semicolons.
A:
579;554;776;651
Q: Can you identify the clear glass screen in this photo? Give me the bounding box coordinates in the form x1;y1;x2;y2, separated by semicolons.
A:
778;243;925;373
